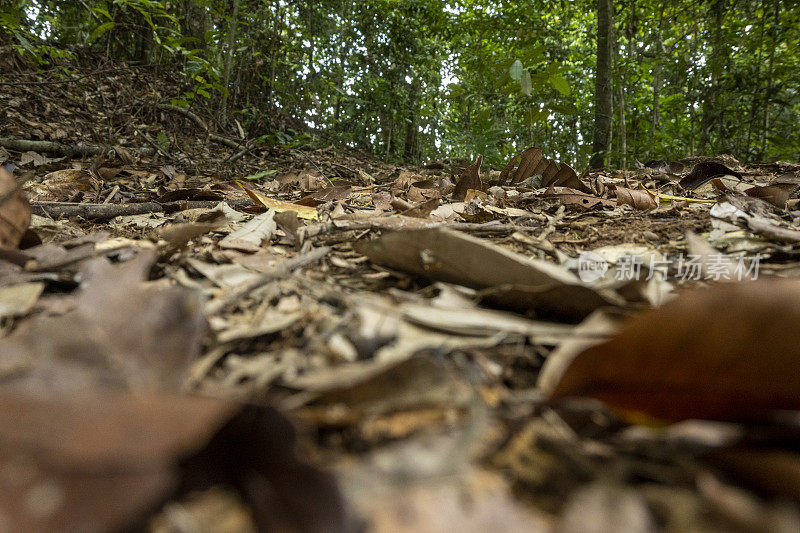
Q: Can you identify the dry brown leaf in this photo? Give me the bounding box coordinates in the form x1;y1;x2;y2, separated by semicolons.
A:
547;280;800;422
500;147;592;193
544;186;615;209
0;166;31;248
452;154;483;201
0;392;348;533
745;183;797;209
679;161;742;190
399;197;441;219
613;186;658;210
354;227;623;320
238;182;318;220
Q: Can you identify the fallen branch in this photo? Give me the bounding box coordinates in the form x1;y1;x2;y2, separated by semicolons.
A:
0;137;155;158
32;199;254;220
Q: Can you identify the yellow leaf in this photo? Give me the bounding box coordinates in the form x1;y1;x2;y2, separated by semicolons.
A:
238;182;318;220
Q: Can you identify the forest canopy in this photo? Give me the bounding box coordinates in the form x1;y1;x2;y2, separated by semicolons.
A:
2;0;798;168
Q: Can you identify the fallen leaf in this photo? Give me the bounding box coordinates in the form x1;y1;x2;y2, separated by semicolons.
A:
219;210;277;253
0;392;348;533
355;227;623;320
745;183;797;209
500;147;591;192
613;186;658;210
679;162;743;190
546;280;800;422
453;155;483;201
238;182;318;220
0;166;31;248
0;282;44;318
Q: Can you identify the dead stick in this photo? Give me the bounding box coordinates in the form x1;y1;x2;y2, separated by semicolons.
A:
32;199;254;220
206;246;331;315
0;137;155;158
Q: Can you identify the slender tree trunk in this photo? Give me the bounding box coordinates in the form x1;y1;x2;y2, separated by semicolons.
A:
699;0;724;154
590;0;614;169
760;0;780;159
651;5;665;147
746;0;767;158
404;78;420;161
220;0;241;125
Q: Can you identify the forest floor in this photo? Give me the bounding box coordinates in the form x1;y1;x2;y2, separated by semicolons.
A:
3;53;800;532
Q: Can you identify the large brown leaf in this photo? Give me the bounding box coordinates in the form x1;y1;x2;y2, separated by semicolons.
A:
499;147;591;193
0;392;348;532
0;166;31;248
354;227;624;320
452;154;483;201
546;280;800;422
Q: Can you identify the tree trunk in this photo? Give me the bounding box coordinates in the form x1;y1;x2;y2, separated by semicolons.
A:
699;0;724;155
403;78;420;161
220;0;242;125
181;1;207;50
651;5;665;147
759;0;780;159
590;0;614;169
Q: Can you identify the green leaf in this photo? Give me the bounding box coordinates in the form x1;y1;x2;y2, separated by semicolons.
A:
156;131;170;153
521;69;532;96
89;22;115;42
241;170;278;181
92;7;113;21
550;74;571;95
509;59;523;81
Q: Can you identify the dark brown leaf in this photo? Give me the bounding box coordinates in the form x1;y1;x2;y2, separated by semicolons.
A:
452;154;483;201
745;183;797;209
547;280;800;422
679;162;743;190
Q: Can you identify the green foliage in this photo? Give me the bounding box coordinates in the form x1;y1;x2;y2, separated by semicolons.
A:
10;0;800;167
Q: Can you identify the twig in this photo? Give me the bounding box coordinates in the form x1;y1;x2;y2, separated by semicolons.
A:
0;137;155;158
31;199;253;220
205;246;331;315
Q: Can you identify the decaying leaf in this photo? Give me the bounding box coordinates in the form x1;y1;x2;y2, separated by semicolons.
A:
544;186;615;209
453;154;483;201
0;392;348;533
0;166;31;248
613;186;658;210
745;183;797;209
679;162;743;191
355;227;624;320
500;147;591;193
546;280;800;422
219;209;277;252
238;182;318;220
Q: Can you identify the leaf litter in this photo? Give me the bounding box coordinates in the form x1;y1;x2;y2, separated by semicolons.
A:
5;58;800;532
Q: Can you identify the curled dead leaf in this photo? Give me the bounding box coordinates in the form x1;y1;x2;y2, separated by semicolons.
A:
546;280;800;422
613;186;658;210
452;155;483;201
